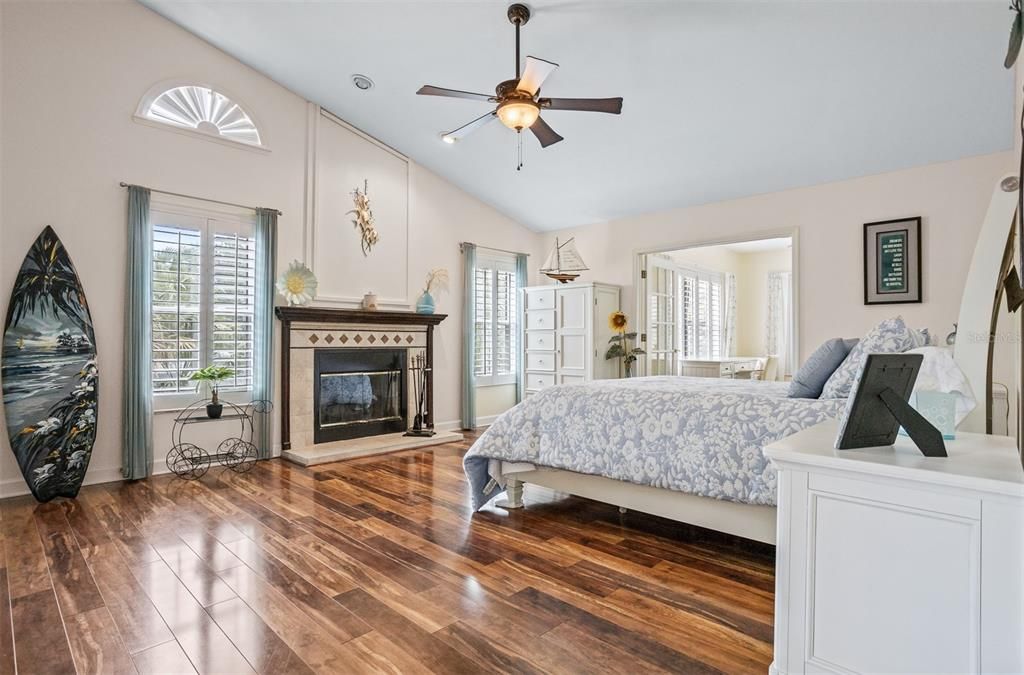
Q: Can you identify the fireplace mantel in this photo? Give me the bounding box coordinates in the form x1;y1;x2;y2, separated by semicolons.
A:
275;305;448;457
275;306;447;326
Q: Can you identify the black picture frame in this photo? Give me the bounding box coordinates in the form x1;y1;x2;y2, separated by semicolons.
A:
863;217;922;305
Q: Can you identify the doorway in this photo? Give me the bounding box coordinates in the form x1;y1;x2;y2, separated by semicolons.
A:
636;233;797;380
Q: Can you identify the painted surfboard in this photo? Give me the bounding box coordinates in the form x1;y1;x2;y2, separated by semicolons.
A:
2;226;98;501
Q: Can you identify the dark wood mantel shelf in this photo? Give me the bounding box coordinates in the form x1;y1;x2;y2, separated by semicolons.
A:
275;306;448;326
275;305;448;451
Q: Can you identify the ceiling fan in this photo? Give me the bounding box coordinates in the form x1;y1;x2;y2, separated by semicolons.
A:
416;3;622;164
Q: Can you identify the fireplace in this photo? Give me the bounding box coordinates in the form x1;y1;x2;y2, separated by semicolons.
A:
275;307;453;466
314;348;407;443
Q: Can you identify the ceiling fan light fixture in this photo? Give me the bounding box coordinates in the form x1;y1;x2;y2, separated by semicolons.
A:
496;99;540;130
440;133;457;144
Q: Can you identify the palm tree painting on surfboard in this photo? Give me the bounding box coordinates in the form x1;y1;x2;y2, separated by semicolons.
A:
2;226;98;501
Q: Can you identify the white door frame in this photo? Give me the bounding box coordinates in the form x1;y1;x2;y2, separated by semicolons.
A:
633;228;800;377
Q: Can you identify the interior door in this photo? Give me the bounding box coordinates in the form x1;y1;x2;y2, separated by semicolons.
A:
643;255;679;376
556;286;590;384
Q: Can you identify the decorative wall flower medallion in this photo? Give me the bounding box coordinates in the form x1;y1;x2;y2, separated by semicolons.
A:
348;180;379;256
276;260;318;306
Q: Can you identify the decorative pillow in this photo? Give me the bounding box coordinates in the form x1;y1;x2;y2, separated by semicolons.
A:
787;338;856;399
820;317;916;399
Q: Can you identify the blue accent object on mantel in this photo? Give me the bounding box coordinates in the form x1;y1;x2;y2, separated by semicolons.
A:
416;291;435;314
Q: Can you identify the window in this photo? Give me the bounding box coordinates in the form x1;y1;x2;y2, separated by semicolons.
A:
679;266;724;360
151;207;256;403
474;254;518;385
137;84;263;148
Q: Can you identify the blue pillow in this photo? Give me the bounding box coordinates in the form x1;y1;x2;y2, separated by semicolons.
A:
821;316;916;399
788;338;856;399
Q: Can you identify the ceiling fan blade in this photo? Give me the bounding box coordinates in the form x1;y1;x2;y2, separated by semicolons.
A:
530;116;564;148
443;111;498;142
540;97;623;114
516;56;559;96
417;85;494;102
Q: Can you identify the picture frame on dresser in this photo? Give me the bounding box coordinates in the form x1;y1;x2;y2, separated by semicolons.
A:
863;216;922;305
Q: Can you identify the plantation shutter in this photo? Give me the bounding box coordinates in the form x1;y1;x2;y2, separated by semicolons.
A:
495;269;516;375
709;280;722;359
681;275;697;358
151;225;202;393
474;267;493;377
211;230;256;390
472;254;519;384
676;267;725;360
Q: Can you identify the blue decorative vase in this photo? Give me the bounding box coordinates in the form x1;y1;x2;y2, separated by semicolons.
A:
416;291;435;314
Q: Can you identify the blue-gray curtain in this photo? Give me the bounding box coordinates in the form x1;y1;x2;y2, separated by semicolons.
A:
515;252;528;403
461;243;477;429
253;208;278;459
122;186;152;480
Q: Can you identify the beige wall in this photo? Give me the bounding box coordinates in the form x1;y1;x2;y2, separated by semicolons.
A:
735;248;793;358
0;1;543;496
548;152;1013;368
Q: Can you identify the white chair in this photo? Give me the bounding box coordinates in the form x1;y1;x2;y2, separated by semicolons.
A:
751;356;779;381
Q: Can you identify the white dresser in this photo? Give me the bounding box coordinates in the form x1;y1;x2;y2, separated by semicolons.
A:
765;421;1024;675
522;282;621;395
680;356;763;378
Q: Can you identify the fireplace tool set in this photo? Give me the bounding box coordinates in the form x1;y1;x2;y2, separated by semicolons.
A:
405;353;434;437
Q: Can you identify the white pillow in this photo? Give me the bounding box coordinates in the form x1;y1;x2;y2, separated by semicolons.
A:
906;346;976;426
821;316;916;399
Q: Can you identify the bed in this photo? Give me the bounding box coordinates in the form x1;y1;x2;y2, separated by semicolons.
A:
464;376;846;543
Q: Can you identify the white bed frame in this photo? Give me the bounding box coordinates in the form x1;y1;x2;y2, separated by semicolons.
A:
497;176;1019;546
498;468;778;544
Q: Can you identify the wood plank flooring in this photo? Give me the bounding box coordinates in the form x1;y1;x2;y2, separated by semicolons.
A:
0;432;776;674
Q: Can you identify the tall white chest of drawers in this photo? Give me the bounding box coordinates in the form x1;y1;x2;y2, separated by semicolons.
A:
522;282;621;394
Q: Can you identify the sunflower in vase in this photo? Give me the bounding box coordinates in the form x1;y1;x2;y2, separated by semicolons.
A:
604;311;645;378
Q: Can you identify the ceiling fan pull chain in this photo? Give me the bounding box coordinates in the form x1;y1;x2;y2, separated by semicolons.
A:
516;130;523;171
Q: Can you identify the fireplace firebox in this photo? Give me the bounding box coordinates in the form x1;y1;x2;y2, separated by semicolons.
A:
314;349;407;443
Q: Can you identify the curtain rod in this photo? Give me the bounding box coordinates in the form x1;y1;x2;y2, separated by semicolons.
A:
119;182;282;216
459;242;530;257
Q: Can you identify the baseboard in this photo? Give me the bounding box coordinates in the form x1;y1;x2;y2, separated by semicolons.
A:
0;465;125;499
435;414;500;433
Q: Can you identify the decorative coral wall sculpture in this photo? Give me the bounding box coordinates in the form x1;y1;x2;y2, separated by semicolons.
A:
347;180;379;256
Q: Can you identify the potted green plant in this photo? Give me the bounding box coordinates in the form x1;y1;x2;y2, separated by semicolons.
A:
604;311;646;378
189;365;235;418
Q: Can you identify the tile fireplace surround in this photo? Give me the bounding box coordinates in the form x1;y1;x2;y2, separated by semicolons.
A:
275;307;460;466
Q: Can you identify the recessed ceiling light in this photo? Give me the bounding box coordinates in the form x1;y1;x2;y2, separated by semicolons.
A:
351;74;374;91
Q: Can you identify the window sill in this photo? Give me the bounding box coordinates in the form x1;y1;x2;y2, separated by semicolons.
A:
475;380;517;388
153;390;254;414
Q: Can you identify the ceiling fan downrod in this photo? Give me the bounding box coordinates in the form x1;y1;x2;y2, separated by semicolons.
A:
507;3;530;80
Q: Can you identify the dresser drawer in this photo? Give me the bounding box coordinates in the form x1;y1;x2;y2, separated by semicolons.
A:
525;289;555;310
527;352;555;371
526;331;554;351
526;372;554;391
526;310;555;330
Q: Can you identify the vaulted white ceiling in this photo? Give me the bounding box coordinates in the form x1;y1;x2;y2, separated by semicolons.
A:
141;1;1014;232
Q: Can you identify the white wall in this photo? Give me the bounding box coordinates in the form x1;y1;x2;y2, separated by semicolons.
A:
0;0;543;496
547;152;1013;367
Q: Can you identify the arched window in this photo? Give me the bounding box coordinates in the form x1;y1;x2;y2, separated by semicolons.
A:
137;83;263;148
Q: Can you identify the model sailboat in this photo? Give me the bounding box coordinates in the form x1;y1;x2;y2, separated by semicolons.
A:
540;237;589;283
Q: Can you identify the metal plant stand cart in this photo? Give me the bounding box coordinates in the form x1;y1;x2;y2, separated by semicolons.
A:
167;399;272;480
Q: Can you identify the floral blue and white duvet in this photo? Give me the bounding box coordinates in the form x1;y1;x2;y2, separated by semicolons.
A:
464;376;845;509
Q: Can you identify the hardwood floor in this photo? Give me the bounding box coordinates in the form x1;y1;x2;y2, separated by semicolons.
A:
0;432;776;674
